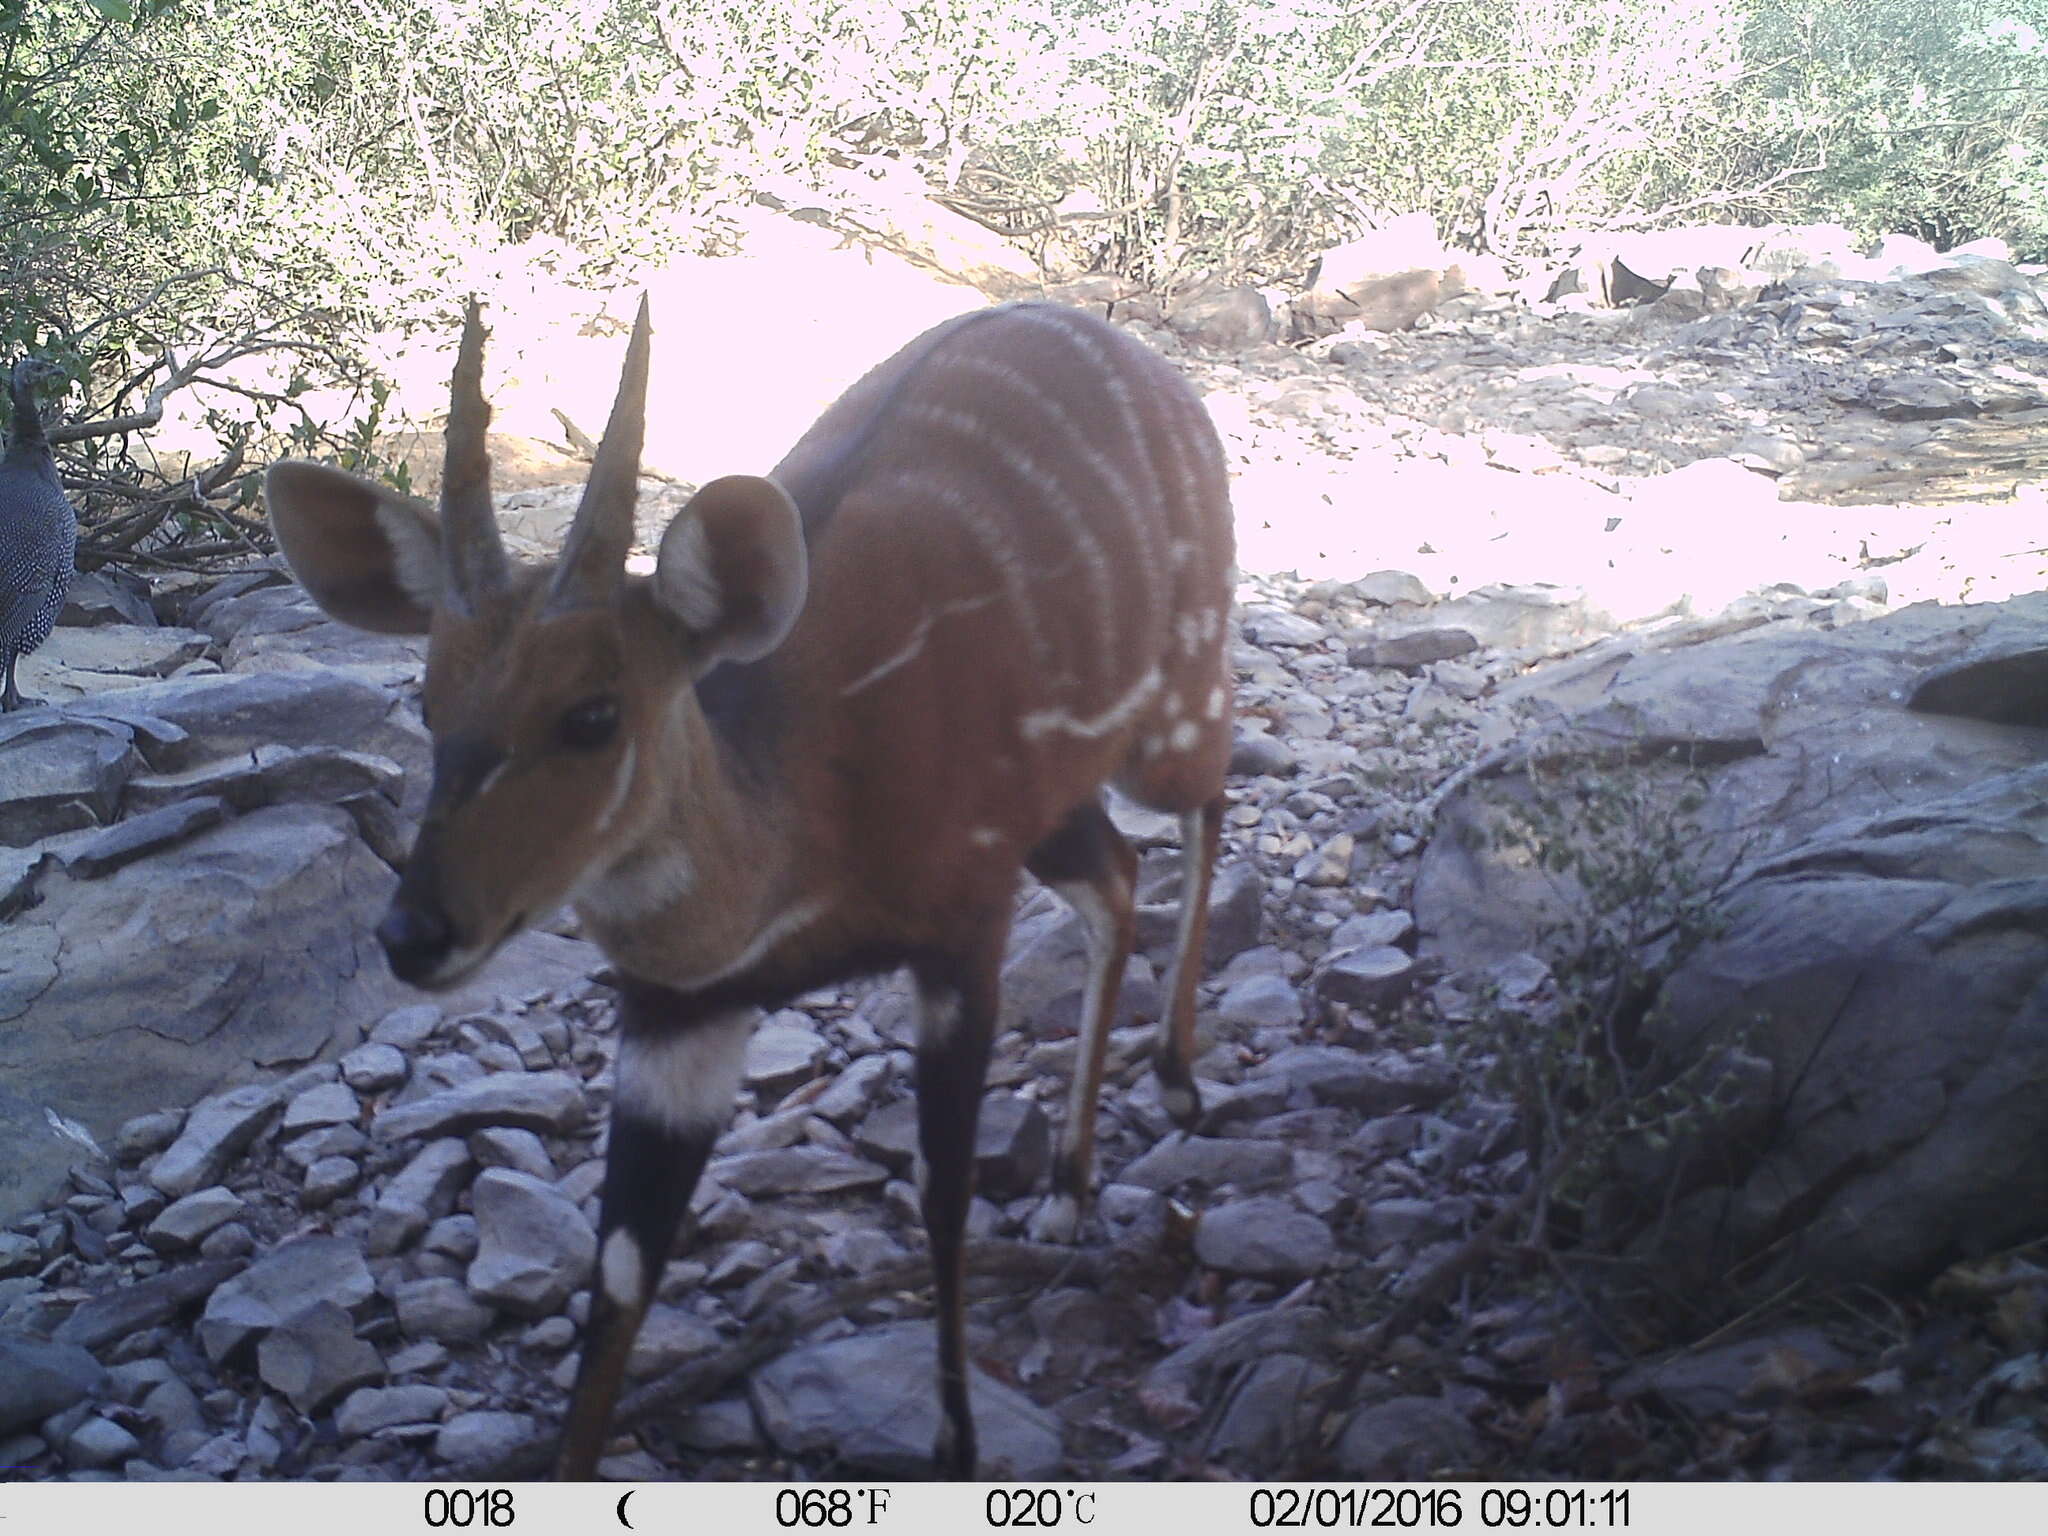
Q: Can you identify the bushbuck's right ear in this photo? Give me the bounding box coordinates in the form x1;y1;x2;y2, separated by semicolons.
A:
653;474;807;664
265;460;442;634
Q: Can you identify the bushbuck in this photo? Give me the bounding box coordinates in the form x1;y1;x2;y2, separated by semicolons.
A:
265;297;1235;1478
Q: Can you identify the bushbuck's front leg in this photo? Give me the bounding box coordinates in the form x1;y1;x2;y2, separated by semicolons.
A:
556;984;751;1479
911;926;1004;1479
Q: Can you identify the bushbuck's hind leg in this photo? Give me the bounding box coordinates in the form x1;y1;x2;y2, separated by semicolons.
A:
1022;796;1136;1242
556;989;750;1479
911;924;1005;1478
1154;796;1224;1129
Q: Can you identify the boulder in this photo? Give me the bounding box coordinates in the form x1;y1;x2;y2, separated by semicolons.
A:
1;806;402;1221
1414;591;2048;1292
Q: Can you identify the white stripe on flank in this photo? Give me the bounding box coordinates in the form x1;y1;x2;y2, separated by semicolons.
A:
839;590;1003;698
1003;308;1171;629
905;400;1116;670
1020;666;1161;743
889;470;1054;673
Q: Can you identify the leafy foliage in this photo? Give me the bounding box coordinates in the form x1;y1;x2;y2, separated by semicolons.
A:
1470;750;1766;1280
0;0;2041;572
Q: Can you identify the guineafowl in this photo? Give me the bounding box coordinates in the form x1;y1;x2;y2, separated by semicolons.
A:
1;357;77;711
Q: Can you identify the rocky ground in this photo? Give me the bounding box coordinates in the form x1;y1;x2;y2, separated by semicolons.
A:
2;235;2046;1484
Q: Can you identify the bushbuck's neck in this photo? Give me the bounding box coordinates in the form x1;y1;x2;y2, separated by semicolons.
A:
572;673;809;990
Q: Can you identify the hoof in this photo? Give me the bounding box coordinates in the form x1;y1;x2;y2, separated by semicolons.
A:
1027;1192;1082;1244
1158;1074;1202;1129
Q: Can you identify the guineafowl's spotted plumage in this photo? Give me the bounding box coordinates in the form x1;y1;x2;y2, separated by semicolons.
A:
1;358;77;711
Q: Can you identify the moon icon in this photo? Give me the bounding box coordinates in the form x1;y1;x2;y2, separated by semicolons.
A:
617;1489;635;1529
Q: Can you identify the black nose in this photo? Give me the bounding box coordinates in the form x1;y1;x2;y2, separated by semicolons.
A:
377;902;454;985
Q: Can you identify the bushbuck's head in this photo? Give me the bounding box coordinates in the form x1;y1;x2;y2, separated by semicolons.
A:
266;300;807;988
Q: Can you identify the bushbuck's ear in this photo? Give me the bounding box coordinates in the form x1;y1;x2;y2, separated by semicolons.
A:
265;460;442;634
653;474;807;664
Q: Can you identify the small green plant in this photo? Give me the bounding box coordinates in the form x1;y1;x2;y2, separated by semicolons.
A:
1472;747;1765;1281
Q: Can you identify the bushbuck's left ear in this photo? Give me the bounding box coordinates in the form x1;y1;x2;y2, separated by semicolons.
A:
266;460;442;634
653;474;807;664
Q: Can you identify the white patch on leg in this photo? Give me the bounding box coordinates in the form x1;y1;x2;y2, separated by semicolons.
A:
613;1011;754;1136
600;1227;645;1311
1169;720;1199;753
1205;685;1226;720
915;980;961;1045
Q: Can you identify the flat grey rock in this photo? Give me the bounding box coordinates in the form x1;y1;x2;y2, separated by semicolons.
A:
1193;1197;1336;1280
256;1299;386;1413
0;1336;105;1437
974;1095;1050;1200
149;1085;282;1199
65;797;226;879
1215;973;1304;1028
1118;1135;1293;1194
145;1185;245;1250
281;1080;361;1136
339;1041;409;1093
751;1322;1061;1478
373;1072;586;1143
712;1147;890;1198
0;719;137;847
336;1383;448;1440
395;1277;495;1343
465;1168;595;1317
198;1235;374;1364
52;1259;244;1350
436;1410;535;1466
1335;1395;1480;1478
366;1138;473;1256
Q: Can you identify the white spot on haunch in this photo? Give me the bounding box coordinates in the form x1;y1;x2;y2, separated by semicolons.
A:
600;1228;644;1310
905;401;1116;646
1205;686;1226;720
968;826;1005;849
1164;691;1182;719
1169;720;1199;753
613;1012;752;1135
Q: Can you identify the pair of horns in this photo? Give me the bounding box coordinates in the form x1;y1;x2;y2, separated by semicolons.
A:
441;296;650;613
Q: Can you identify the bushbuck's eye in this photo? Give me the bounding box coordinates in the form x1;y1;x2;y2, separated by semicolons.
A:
558;696;621;750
